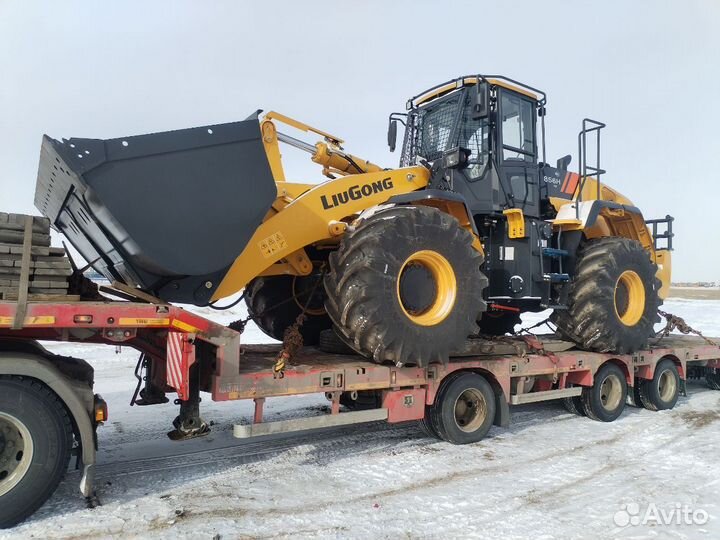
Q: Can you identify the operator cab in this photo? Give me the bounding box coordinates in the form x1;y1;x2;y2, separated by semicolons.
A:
388;76;580;311
391;76;550;220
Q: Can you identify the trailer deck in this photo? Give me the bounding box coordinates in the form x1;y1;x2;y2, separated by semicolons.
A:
1;296;720;528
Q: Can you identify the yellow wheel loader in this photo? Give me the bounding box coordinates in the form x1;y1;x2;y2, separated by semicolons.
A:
35;75;673;367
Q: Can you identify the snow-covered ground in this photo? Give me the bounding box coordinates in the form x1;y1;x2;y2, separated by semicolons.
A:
2;298;719;539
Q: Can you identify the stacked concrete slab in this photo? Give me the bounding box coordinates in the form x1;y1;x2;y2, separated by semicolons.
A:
0;213;72;300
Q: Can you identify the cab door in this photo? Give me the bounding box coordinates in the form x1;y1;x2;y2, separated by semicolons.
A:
498;89;539;218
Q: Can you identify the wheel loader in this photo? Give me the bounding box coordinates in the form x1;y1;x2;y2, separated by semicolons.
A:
35;74;674;367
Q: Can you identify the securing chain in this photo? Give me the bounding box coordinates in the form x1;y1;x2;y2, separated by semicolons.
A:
227;275;323;335
656;309;717;346
272;266;326;376
515;316;556;337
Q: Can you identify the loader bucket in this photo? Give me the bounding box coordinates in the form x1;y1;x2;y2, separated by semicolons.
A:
34;115;277;305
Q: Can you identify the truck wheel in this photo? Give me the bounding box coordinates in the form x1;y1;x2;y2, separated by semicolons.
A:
245;272;331;345
477;311;521;336
429;372;496;444
637;359;680;411
0;377;73;529
553;237;661;354
324;206;487;367
581;363;627;422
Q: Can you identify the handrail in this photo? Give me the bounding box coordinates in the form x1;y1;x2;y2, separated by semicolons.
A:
576;118;606;218
645;215;674;250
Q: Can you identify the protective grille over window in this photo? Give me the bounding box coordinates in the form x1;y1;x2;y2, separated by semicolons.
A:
400;112;419;167
400;95;461;166
400;90;489;177
416;96;460;161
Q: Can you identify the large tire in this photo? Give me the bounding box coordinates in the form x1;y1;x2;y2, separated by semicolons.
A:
553;237;661;354
427;372;496;444
581;362;628;422
0;377;73;529
562;385;587;416
477;311;522;336
324;206;487;367
637;359;680;411
318;328;355;355
245;272;331;346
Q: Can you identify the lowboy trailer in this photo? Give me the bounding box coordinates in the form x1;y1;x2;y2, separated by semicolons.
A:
1;295;719;528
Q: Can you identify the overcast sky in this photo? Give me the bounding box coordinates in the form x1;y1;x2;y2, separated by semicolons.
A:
1;0;718;281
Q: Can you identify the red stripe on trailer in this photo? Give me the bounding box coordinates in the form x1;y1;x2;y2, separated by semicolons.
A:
166;331;194;400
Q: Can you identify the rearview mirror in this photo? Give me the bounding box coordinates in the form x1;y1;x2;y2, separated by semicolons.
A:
471;82;489;119
388;119;398;152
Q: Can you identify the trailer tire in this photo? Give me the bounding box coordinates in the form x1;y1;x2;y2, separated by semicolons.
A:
637;359;680;411
430;372;496;444
581;363;627;422
325;206;487;367
426;371;465;440
631;382;644;408
0;377;73;529
418;414;439;438
706;368;720;391
553;237;661;354
245;272;331;346
562;388;586;416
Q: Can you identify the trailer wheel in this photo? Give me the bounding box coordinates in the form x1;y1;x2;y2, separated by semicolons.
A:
637;359;680;411
429;372;496;444
553;237;661;354
0;377;73;529
706;368;720;391
325;206;487;367
631;382;644;408
245;271;331;345
418;413;439;438
562;387;586;416
581;363;627;422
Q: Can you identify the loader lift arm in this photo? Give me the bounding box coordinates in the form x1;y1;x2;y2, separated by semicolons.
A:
260;111;384;181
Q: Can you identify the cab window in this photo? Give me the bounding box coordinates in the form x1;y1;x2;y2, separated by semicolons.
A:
501;92;535;162
460;97;489;180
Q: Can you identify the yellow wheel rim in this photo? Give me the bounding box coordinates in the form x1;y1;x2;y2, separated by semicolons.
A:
396;250;457;326
614;270;645;326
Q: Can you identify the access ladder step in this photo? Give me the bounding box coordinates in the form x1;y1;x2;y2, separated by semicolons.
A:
542;247;569;258
544;273;570;283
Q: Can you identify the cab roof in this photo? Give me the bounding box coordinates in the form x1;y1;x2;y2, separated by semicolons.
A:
408;75;546;109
